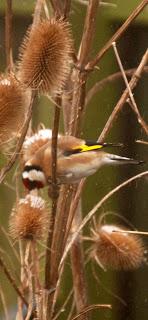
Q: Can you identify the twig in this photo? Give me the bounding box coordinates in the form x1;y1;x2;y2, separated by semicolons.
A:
5;0;13;71
0;285;9;320
86;0;148;70
71;304;112;320
0;91;36;184
112;42;148;136
45;99;61;290
0;256;28;307
98;49;148;142
85;66;148;106
59;170;148;269
52;289;73;320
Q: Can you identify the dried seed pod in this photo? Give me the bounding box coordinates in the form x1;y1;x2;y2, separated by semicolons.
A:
18;19;73;94
9;194;49;240
0;74;30;146
90;224;144;270
21;129;61;163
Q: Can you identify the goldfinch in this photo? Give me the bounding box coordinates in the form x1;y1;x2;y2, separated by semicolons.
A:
22;134;144;190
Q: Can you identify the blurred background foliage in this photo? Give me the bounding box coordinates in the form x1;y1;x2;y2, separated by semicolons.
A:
0;1;148;319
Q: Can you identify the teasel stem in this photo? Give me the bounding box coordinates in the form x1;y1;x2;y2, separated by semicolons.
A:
5;0;13;71
70;201;89;320
0;256;28;307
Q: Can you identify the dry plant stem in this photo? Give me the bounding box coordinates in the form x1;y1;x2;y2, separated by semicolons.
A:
45;185;73;317
0;285;9;320
63;0;71;18
114;230;148;236
98;49;148;142
86;0;148;70
0;91;36;184
45;100;61;289
70;202;89;320
0;256;28;307
70;0;99;135
112;42;148;136
60;170;148;268
31;240;41;292
77;0;99;67
85;66;148;106
5;0;13;70
71;304;112;320
50;0;63;17
32;0;44;28
52;289;73;320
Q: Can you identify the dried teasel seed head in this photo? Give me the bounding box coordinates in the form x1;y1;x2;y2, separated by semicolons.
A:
18;19;73;94
0;74;30;146
21;128;61;163
9;194;49;240
90;224;144;270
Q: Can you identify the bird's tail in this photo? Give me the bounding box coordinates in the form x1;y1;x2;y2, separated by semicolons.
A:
106;154;144;165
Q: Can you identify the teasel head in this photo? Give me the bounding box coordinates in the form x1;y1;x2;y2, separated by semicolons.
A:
9;194;49;241
90;224;144;271
0;74;30;146
18;19;73;94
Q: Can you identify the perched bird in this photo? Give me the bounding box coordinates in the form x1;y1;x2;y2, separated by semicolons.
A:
22;135;143;190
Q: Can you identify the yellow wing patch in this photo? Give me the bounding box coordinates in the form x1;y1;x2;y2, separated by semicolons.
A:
73;144;103;152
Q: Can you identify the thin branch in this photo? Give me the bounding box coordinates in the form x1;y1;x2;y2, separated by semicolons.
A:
86;0;148;70
0;91;36;184
85;66;148;106
78;0;100;67
98;49;148;142
5;0;13;71
112;42;148;136
60;170;148;269
71;304;112;320
0;285;9;320
0;256;28;307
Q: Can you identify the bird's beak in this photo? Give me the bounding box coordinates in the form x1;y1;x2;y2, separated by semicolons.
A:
100;142;124;148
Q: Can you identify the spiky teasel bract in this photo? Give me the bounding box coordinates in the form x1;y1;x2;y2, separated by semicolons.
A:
9;194;49;241
0;74;30;146
18;19;73;94
21;128;61;163
90;224;144;270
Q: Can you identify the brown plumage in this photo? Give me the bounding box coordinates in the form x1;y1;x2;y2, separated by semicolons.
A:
90;224;144;270
0;74;29;146
18;19;73;94
9;194;49;240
